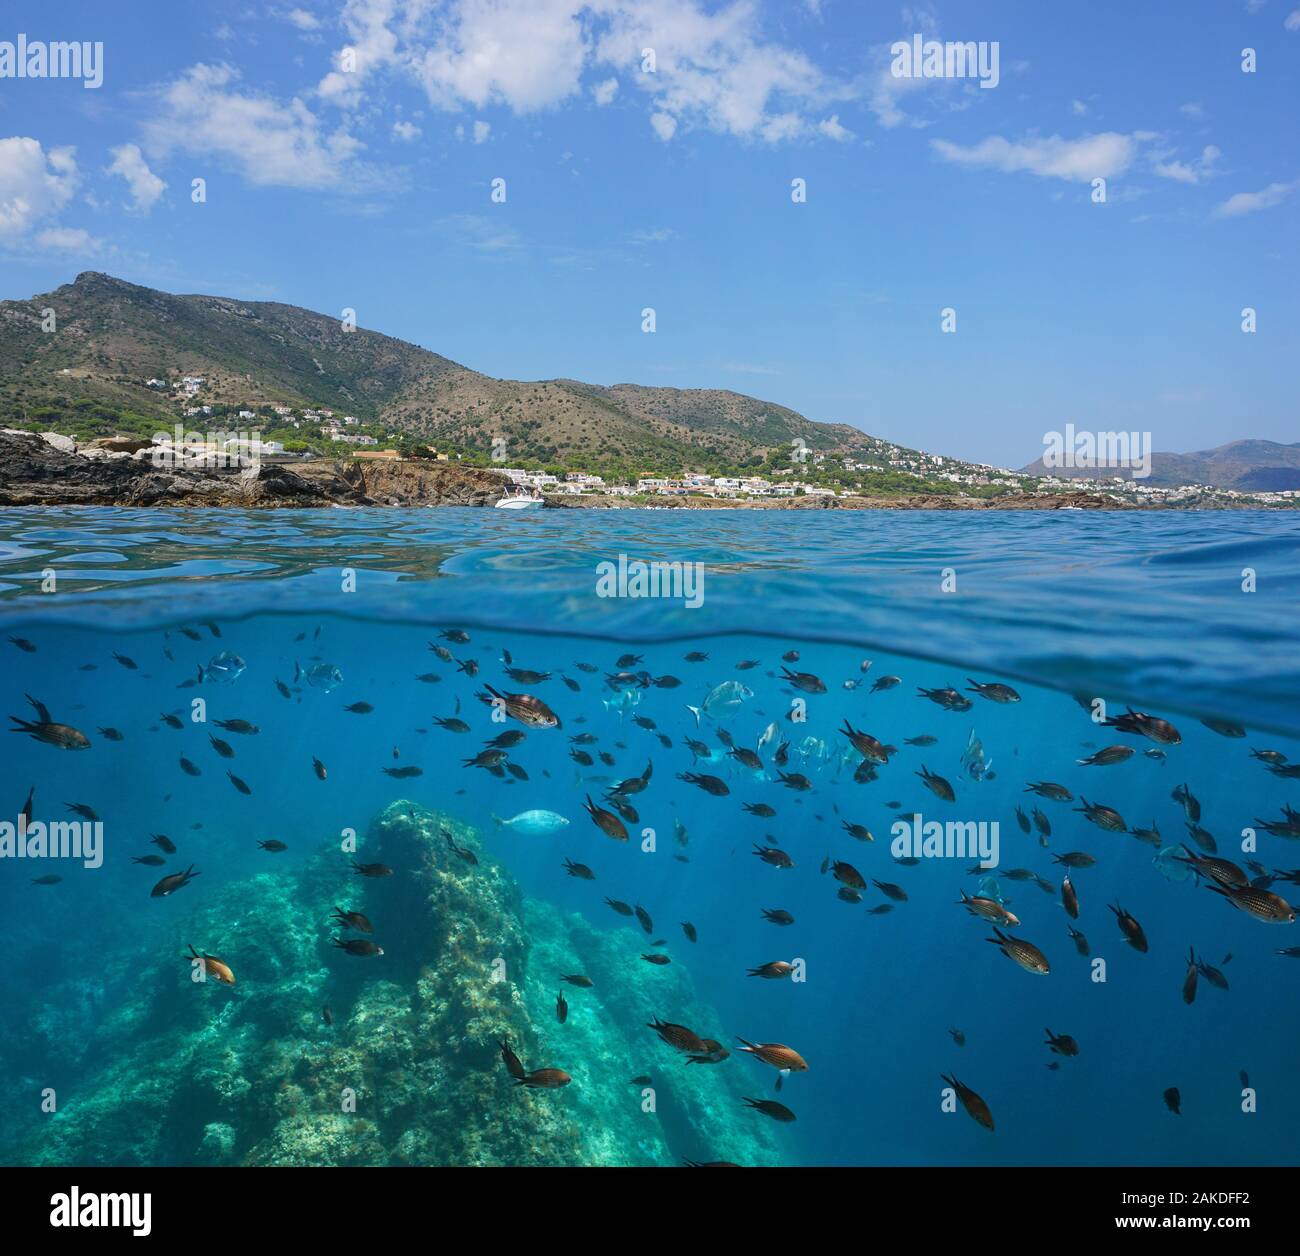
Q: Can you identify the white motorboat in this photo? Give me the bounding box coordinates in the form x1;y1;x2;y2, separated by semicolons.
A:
494;486;545;510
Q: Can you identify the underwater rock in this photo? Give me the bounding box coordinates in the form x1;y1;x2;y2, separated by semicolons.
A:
5;802;780;1166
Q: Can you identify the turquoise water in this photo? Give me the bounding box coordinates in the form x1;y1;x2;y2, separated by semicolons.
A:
0;507;1297;1166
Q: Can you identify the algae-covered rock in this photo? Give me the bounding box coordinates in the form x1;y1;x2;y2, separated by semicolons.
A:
6;803;787;1166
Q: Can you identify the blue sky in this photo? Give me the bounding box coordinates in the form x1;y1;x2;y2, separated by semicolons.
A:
0;0;1296;466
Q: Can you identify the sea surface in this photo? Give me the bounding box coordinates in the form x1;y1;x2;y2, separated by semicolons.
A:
0;506;1297;1166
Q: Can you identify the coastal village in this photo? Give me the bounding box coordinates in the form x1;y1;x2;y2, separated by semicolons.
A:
30;369;1300;510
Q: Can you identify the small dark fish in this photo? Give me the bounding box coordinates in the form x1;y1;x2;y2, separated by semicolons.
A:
1061;875;1079;920
179;756;202;777
966;679;1020;704
556;991;568;1023
1044;1028;1079;1057
585;794;628;841
257;839;288;852
561;974;594;987
227;771;251;795
209;735;235;759
780;666;825;694
681;921;697;943
1163;1087;1181;1115
98;726;125;742
213;719;259;735
351;861;393;877
562;857;595;880
941;1073;994;1131
604;898;634;917
31;874;63;886
1201;716;1245;739
9;695;91;750
151;864;200;898
754;844;794;869
332;937;384;957
1024;781;1073;802
641;953;671;965
1103;707;1181;745
761;908;794;926
949;1028;966;1046
1076;798;1126;832
132;854;166;866
151;833;176;854
1077;745;1134;767
1183;947;1199;1004
312;756;327;780
1067;926;1090;956
322;1006;333;1026
112;652;138;670
747;961;794;980
1109;903;1149;952
743;1097;796;1122
383;765;423;779
8;635;36;652
916;765;955;802
678;772;730;797
330;907;373;933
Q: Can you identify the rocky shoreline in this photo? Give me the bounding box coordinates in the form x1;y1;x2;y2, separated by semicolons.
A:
0;429;1158;510
0;430;510;508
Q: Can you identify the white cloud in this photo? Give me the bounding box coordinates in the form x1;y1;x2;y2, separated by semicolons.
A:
817;114;854;141
1153;144;1220;184
307;1;852;145
629;225;675;242
1070;99;1088;117
144;64;364;189
411;0;588;113
287;7;321;30
1179;102;1204;117
649;110;677;141
1286;8;1300;28
36;226;101;253
0;137;79;239
472;119;491;143
1215;179;1298;217
392;119;421;141
106;143;167;211
932;132;1140;182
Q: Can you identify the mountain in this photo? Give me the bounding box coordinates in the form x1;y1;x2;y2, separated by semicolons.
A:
0;272;885;472
1020;439;1300;491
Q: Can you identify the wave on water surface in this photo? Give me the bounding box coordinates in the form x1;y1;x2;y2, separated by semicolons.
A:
0;507;1296;735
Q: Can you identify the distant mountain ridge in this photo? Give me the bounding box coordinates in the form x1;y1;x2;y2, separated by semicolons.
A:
1020;439;1300;491
0;272;887;472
